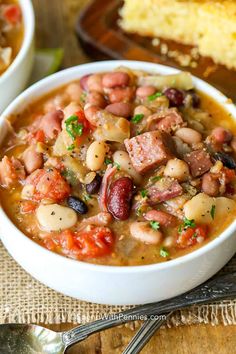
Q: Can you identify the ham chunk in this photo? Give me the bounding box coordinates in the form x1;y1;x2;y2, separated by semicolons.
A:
39;110;64;140
147;177;183;205
0;156;25;188
154;108;184;133
185;149;212;177
124;131;173;174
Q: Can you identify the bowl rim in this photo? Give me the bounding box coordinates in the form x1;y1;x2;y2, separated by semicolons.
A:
0;0;35;83
1;59;236;274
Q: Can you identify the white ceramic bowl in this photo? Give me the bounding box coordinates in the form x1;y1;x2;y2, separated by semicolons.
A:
0;0;35;113
0;60;236;305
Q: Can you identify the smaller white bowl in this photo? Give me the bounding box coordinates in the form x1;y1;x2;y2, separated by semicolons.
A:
0;0;35;113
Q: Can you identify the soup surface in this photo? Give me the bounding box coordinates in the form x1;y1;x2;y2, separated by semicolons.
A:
1;68;236;266
0;0;23;75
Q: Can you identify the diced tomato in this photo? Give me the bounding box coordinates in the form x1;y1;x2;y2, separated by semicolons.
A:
3;5;21;24
75;110;93;133
25;168;70;202
34;130;45;143
222;167;236;183
59;230;75;250
20;201;37;214
177;225;208;249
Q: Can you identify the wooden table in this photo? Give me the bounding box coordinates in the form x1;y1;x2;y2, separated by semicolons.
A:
32;1;236;352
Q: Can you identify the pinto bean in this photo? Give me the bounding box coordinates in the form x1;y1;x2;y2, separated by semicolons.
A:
107;177;133;220
144;210;176;227
87;74;103;93
105;102;132;118
86;91;106;108
108;87;134;104
212;127;232;143
40;110;64;139
80;74;91;91
134;105;152;118
136;86;156;98
164;158;190;182
102;72;130;88
84;105;100;126
23;146;43;174
201;173;220;197
66;82;82;101
130;221;163;245
175;127;202;145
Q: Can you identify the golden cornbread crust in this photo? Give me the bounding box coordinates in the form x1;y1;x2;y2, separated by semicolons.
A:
119;0;236;70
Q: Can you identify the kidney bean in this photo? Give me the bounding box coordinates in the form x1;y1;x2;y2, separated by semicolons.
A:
212;127;232;143
107;177;133;220
86;173;102;194
105;102;132;118
163;88;184;107
188;90;200;108
86;91;106;108
102;72;130;88
136;86;156;98
84;105;100;126
87;74;103;93
108;87;135;103
144;210;176;227
201;173;219;197
67;196;88;214
23;146;43;174
80;74;91;91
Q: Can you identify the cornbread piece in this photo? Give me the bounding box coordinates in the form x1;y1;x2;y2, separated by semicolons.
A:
184;149;213;177
147;177;183;205
120;0;236;70
124;131;173;174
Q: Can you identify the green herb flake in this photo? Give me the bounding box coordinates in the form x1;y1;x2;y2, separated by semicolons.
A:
83;193;92;202
183;217;196;229
140;189;148;198
65;115;83;141
61;169;77;186
148;92;162;101
105;157;113;166
151;175;162;182
80;92;87;103
67;144;75;151
160;247;169;258
114;162;121;170
210;205;216;220
131;114;144;124
150;221;160;230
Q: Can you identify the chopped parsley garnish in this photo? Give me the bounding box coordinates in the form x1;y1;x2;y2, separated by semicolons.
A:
105;157;113;165
150;221;160;230
148;92;162;101
140;189;148;198
131;114;144;124
160;247;169;258
61;169;77;186
114;162;121;170
65;115;83;141
83;193;92;202
210;205;216;220
80;92;87;103
151;175;162;182
67;144;75;151
183;217;196;229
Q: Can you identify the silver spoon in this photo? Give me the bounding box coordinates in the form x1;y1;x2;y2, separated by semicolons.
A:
0;272;235;354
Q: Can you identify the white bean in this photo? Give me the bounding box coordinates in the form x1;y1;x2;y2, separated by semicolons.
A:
164;158;189;181
130;221;163;245
113;150;142;184
65;83;82;102
86;141;107;171
175;127;202;145
215;197;236;220
36;204;77;231
183;193;215;224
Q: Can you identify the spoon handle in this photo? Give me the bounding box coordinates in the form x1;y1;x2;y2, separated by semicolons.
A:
122;313;172;354
62;272;236;348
